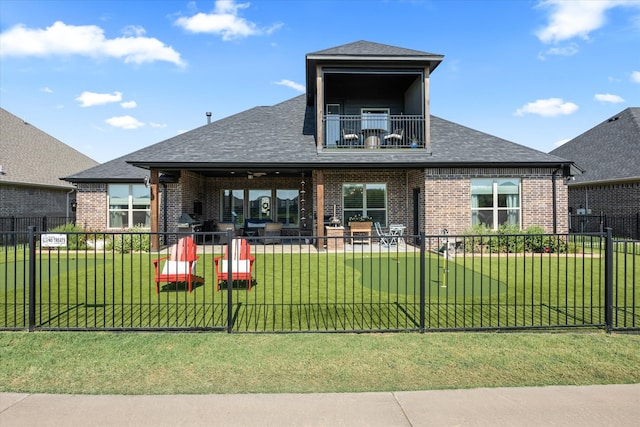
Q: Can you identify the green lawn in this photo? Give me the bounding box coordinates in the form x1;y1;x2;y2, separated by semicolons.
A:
1;331;639;394
1;247;638;331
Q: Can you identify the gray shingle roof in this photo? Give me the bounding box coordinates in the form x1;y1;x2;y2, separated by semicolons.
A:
550;107;640;184
307;40;443;59
66;95;570;182
0;108;98;188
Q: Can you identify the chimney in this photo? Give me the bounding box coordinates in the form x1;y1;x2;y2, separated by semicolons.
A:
206;112;212;125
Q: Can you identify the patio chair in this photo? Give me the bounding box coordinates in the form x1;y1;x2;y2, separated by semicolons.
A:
152;236;204;293
374;222;395;247
383;129;404;147
260;222;283;244
214;238;256;291
341;128;360;147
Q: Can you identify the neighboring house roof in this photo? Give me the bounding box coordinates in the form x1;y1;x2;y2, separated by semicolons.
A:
0;108;98;188
65;95;572;182
550;107;640;185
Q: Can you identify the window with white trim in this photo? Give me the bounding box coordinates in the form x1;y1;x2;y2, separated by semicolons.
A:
343;183;387;225
471;178;520;229
108;184;150;229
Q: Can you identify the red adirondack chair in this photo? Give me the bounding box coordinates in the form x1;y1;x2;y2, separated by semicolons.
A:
214;238;255;291
152;237;204;293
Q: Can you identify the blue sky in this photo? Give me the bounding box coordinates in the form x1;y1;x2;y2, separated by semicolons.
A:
1;0;639;163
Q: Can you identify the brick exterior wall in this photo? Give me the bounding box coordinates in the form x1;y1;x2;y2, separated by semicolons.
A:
569;182;640;216
421;167;567;235
73;167;569;235
0;184;75;218
75;183;107;230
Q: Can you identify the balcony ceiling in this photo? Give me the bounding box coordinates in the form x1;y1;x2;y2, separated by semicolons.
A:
324;73;418;97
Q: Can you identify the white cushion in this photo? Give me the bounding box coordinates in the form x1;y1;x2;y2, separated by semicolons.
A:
220;260;251;273
246;222;265;228
162;260;196;275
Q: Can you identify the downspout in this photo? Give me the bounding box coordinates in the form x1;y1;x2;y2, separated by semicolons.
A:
162;183;168;233
552;168;560;234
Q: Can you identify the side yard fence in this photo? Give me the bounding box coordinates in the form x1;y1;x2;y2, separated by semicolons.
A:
1;227;638;333
0;216;73;246
570;212;640;240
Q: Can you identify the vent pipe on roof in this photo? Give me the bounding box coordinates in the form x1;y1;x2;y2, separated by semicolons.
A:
206;112;212;125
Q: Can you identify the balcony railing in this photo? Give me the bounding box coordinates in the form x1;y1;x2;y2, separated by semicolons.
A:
323;115;425;149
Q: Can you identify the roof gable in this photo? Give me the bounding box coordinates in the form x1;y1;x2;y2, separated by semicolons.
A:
550;107;640;184
0;108;98;188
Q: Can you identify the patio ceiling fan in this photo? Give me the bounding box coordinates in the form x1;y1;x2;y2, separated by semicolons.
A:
247;171;267;179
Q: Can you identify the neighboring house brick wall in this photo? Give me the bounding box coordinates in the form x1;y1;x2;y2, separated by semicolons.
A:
568;182;640;216
0;184;73;218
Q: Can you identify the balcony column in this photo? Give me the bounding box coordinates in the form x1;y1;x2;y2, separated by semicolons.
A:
316;65;323;150
315;170;325;248
423;67;431;152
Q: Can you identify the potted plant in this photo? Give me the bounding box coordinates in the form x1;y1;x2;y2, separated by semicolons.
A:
348;214;373;244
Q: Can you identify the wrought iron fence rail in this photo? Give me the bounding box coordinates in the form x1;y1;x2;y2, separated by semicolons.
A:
0;229;637;332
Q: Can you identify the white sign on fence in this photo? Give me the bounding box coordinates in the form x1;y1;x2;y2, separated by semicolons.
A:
41;234;68;247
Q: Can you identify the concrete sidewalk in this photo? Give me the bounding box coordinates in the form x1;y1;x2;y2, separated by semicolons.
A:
2;384;639;426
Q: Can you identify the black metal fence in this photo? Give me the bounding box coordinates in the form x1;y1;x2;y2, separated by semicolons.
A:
570;213;640;240
0;216;74;246
1;228;638;332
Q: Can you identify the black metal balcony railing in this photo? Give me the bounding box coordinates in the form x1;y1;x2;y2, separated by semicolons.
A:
323;115;425;149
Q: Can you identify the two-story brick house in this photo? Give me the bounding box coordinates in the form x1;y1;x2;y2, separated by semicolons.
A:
64;41;575;246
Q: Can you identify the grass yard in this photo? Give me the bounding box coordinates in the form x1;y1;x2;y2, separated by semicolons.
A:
1;331;639;395
1;246;638;331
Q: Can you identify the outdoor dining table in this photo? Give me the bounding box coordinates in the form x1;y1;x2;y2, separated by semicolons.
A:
389;224;406;245
360;128;386;149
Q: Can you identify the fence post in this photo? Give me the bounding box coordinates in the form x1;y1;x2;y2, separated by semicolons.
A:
604;227;613;334
226;229;234;333
28;226;36;332
419;231;426;332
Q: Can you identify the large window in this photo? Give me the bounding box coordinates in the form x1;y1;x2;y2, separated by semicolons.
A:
343;183;387;225
221;188;300;227
221;189;244;227
108;184;150;229
276;189;299;225
471;179;520;229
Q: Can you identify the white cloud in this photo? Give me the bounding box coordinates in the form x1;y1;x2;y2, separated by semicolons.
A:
274;79;305;92
554;138;571;148
537;43;579;60
150;122;167;128
0;21;185;67
120;100;137;109
632;71;640;83
105;115;144;129
175;0;282;40
41;87;53;93
515;98;579;117
536;1;613;43
594;93;625;103
76;91;122;107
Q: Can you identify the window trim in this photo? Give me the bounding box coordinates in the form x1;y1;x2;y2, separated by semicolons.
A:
107;184;151;229
471;178;521;230
342;183;388;225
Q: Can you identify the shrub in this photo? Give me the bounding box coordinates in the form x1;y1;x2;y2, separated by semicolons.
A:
493;224;524;253
462;224;494;253
106;225;150;253
48;223;87;250
524;225;546;253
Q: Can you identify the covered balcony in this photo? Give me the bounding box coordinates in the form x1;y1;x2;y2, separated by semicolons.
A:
319;70;428;150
